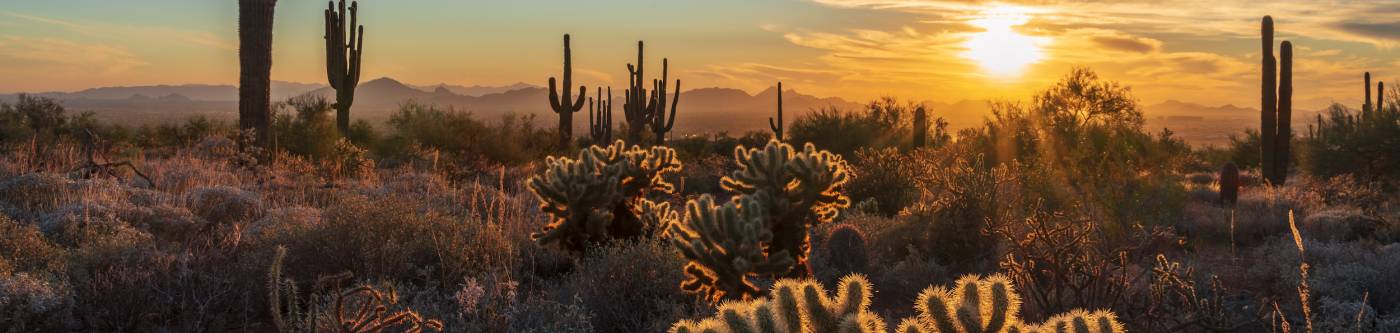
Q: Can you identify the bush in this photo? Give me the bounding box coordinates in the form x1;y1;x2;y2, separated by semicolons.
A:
1305;103;1400;188
380;102;557;167
845;147;916;216
554;239;700;332
186;185;265;225
788;97;940;157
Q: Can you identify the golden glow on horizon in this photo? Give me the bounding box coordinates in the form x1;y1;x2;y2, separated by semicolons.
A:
962;5;1045;78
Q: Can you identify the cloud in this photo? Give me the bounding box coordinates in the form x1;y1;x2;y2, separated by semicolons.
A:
0;36;147;74
1330;21;1400;46
1091;34;1161;53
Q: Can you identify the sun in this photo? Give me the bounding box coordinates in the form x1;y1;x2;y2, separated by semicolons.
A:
962;5;1046;77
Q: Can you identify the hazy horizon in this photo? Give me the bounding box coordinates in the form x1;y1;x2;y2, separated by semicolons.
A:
3;0;1398;110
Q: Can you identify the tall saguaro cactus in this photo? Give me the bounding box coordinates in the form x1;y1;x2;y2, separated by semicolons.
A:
912;104;928;148
548;34;587;148
650;58;681;145
1365;72;1373;114
1276;41;1293;182
1259;16;1293;185
770;82;785;141
324;0;363;136
238;0;278;151
589;87;612;142
1260;16;1278;184
622;41;681;145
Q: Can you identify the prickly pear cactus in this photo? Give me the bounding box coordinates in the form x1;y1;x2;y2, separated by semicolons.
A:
527;140;681;251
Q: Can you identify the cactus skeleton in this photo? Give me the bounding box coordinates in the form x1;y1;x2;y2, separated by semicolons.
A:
324;0;364;136
548;34;587;148
589;86;613;142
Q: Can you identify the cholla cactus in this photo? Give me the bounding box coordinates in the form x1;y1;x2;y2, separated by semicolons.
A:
896;274;1125;333
668;195;794;302
1024;310;1124;333
527;140;681;251
670;275;886;333
720;140;851;277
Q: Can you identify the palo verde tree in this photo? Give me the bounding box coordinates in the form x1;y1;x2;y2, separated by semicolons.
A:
323;0;365;136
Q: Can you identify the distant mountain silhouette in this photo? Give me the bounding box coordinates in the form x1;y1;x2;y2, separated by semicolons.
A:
2;79;1321;145
409;82;537;97
5;81;325;102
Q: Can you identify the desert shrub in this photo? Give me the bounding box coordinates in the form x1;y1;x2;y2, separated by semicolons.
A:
186;185;265;225
903;155;1021;270
0;172;73;218
271;95;341;160
132;116;230;148
956;68;1191;230
846;147;917;216
554;238;701;332
1246;240;1400;316
0;214;65;275
1225;129;1263;171
381;102;556;166
788;97;932;157
0;271;74;331
994;208;1133;322
809;224;870;286
0;94;94;145
1305;103;1400;188
266;247;444;333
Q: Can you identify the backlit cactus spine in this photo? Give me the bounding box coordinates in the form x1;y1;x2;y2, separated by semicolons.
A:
589;86;613;142
527;141;681;251
548;34;587;148
1259;15;1293;185
720;140;852;278
895;275;1125;333
669;275;887;333
324;0;364;136
668;195;795;302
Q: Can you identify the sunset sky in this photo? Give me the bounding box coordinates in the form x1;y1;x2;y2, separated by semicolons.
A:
2;0;1397;110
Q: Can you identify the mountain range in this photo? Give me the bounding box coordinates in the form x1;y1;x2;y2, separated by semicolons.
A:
0;78;1296;145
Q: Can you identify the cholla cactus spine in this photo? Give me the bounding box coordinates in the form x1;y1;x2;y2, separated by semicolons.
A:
668;195;794;302
670;275;884;333
527;140;680;251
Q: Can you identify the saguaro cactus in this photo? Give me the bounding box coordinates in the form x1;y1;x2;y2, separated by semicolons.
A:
548;34;587;148
1260;16;1278;184
1380;81;1387;111
650;58;681;145
1276;41;1293;183
238;0;278;150
622;41;682;145
1259;16;1293;185
912;105;928;148
589;87;612;142
1365;72;1373;114
1219;162;1240;206
771;81;785;141
324;0;363;136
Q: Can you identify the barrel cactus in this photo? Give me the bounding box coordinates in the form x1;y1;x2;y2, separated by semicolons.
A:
527;140;681;251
